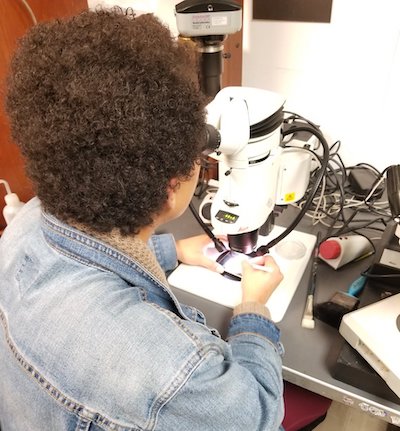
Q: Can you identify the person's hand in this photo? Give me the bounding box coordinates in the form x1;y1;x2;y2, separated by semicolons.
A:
175;234;224;273
240;255;283;304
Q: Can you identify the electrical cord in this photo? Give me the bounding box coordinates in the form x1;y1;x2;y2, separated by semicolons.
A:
332;209;358;239
20;0;37;24
352;162;382;176
188;202;227;252
255;124;330;254
291;145;391;241
361;269;400;279
283;111;321;133
190;122;330;256
190;110;390;258
290;140;350;228
336;217;389;237
324;161;347;236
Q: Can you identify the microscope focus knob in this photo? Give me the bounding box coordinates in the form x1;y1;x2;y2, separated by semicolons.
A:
319;240;341;260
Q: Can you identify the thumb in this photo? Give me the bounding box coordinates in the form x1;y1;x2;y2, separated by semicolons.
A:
198;256;224;274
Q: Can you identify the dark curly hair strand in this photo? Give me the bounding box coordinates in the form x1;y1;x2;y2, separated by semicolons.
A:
6;9;207;234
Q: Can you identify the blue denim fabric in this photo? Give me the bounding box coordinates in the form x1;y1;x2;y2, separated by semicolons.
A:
0;198;285;430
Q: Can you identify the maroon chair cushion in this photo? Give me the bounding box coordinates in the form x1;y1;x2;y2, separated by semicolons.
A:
282;381;332;431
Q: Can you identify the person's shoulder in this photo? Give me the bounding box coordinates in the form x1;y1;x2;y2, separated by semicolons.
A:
138;300;226;352
0;196;41;244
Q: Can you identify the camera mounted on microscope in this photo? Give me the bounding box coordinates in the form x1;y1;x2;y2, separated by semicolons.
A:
175;1;242;97
175;0;242;38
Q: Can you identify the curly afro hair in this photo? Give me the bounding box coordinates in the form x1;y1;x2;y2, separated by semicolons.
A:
6;9;208;234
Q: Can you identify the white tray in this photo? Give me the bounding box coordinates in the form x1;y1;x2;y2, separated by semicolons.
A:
168;226;316;322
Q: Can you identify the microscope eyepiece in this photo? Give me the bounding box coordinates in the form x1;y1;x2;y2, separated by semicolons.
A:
203;124;221;155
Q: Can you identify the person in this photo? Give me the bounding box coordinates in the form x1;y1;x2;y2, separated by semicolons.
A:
0;9;285;430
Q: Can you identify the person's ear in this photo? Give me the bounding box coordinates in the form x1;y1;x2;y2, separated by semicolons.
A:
166;178;180;209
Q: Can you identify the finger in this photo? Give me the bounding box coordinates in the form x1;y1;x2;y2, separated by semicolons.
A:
262;255;280;269
247;256;279;275
199;256;224;273
241;259;253;275
248;256;266;266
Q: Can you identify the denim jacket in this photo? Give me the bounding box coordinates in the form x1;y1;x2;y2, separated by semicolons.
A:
0;198;284;431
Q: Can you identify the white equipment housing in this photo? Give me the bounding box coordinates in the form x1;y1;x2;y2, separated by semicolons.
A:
206;86;285;238
168;86;317;321
340;294;400;398
276;149;312;205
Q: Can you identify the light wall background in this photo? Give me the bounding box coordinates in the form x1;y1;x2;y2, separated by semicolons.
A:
88;0;400;171
87;0;179;35
242;0;400;171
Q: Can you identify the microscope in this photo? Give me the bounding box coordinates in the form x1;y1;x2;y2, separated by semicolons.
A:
170;1;328;321
205;86;285;255
175;0;325;256
175;0;242;98
177;1;283;255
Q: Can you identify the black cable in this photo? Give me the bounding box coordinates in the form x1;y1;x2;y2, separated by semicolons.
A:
352;162;382;176
256;125;330;254
189;117;387;258
335;217;389;237
331;209;358;239
188;202;227;252
324;161;347;235
361;270;400;279
291;146;348;236
357;226;385;233
300;152;390;239
365;205;392;218
328;158;347;189
329;140;342;155
282;111;320;131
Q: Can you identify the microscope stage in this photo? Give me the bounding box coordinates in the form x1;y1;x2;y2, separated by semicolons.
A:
168;226;316;322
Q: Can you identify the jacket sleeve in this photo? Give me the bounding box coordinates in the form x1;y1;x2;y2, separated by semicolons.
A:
154;313;285;431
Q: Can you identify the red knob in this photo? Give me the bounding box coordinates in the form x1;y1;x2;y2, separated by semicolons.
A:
319;240;341;259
